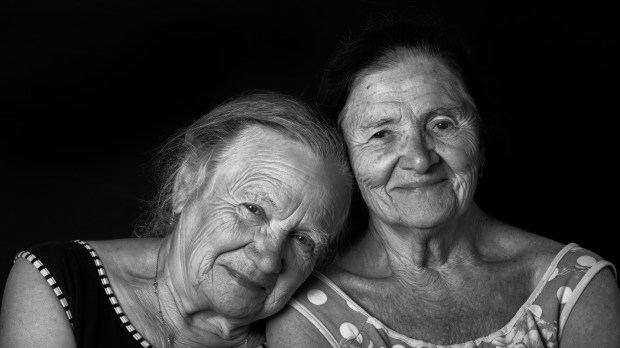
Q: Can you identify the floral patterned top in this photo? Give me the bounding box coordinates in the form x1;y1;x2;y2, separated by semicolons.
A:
288;243;616;348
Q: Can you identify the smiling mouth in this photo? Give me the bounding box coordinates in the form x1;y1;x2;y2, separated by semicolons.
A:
223;266;267;292
395;179;448;190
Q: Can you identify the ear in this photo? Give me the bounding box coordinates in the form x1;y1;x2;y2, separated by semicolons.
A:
172;161;197;214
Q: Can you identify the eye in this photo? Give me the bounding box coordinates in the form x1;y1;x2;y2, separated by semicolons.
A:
435;121;453;130
428;117;457;135
371;130;386;138
369;130;390;140
293;234;315;254
241;203;263;216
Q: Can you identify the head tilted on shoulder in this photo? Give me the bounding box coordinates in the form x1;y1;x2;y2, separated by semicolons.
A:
143;90;351;236
140;90;352;324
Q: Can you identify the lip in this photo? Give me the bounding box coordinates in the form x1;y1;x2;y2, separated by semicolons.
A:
393;178;448;190
222;266;267;293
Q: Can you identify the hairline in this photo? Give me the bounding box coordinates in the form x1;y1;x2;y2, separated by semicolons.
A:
338;47;479;128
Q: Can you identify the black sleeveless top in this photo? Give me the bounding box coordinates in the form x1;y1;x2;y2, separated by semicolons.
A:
16;240;269;348
16;240;154;347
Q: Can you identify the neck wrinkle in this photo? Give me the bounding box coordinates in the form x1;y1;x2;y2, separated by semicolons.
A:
368;204;481;272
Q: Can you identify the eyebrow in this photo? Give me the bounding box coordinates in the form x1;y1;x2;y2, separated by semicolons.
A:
359;105;464;130
359;118;398;130
306;227;330;252
245;189;278;210
422;106;464;119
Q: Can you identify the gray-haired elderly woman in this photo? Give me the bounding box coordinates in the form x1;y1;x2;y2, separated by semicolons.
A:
0;91;352;348
267;16;620;348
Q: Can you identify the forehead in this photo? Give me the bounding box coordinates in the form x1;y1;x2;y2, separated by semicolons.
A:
215;126;346;215
221;126;321;181
342;55;467;124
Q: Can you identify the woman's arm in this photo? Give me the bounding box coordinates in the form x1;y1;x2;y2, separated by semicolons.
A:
266;304;333;348
560;267;620;347
0;258;76;348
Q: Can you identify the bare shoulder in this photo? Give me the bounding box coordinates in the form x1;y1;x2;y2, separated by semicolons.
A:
0;258;76;348
559;267;620;347
480;215;565;264
266;303;332;348
86;238;158;277
479;215;566;291
86;238;157;256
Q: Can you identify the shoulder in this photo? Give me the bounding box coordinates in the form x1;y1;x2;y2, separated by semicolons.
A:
266;303;333;348
267;273;337;348
479;216;564;268
0;255;76;347
558;265;620;347
19;239;88;260
267;272;353;348
523;243;619;346
477;216;569;297
86;238;158;278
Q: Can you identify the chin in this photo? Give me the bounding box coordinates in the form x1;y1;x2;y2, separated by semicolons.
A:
217;302;262;320
400;217;448;230
389;203;455;228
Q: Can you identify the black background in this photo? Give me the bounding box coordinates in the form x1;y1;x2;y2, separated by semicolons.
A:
2;0;619;298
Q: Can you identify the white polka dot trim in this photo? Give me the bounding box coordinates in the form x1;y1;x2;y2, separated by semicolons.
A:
557;286;573;304
528;304;543;318
340;322;363;344
347;300;359;312
576;255;596;267
307;289;328;305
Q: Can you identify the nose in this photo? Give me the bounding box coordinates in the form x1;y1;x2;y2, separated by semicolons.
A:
246;234;285;275
397;132;439;173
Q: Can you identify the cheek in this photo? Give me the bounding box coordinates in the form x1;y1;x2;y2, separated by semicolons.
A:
278;249;315;291
452;163;478;202
350;144;398;191
439;129;481;173
439;140;481;205
261;248;315;312
193;212;245;248
184;211;256;279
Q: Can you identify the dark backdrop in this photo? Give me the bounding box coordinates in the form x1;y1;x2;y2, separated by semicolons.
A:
2;0;618;298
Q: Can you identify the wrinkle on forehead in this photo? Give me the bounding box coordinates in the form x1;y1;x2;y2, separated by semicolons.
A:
224;159;319;216
214;126;344;225
342;55;475;132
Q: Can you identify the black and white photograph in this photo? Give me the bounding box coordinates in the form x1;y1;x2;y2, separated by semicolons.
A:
1;1;619;347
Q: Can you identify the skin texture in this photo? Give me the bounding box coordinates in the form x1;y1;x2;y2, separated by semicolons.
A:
342;55;482;233
0;125;350;348
267;53;620;347
163;125;348;325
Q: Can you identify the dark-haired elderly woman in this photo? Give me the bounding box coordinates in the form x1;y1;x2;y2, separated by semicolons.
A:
267;18;620;348
0;91;352;348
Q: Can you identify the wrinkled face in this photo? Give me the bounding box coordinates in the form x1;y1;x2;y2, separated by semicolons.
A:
341;55;483;229
173;126;348;323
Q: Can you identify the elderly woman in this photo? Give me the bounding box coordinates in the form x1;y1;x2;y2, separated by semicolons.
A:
266;18;620;348
0;91;352;347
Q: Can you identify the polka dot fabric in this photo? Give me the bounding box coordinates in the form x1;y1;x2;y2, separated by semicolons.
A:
288;244;616;348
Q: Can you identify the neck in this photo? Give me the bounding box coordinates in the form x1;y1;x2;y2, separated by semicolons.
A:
343;203;485;276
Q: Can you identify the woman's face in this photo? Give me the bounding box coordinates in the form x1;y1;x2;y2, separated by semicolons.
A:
171;126;348;323
341;55;483;229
